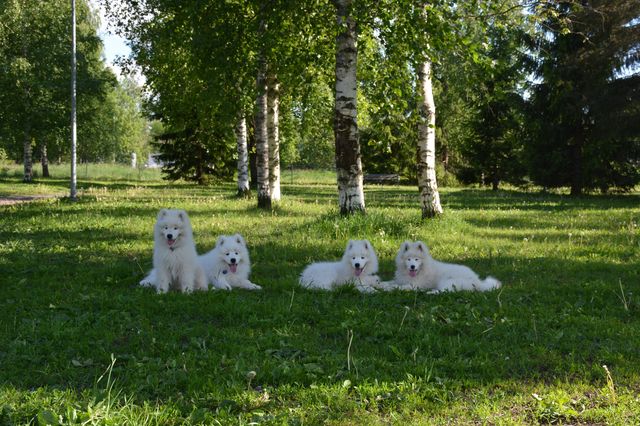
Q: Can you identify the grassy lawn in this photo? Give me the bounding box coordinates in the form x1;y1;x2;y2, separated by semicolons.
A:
1;165;639;425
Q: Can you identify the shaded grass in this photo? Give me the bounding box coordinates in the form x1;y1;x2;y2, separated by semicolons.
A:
0;170;639;425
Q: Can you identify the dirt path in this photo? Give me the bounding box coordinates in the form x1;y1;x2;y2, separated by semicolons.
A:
0;195;59;206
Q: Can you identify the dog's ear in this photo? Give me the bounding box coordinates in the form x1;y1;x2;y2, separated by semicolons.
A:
235;233;244;245
417;242;424;252
178;211;185;221
403;241;410;252
363;240;369;250
158;208;168;219
217;236;225;247
347;240;353;251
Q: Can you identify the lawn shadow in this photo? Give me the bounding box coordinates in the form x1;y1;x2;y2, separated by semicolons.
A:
442;188;640;212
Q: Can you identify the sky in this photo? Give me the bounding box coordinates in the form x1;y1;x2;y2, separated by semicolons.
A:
90;0;137;81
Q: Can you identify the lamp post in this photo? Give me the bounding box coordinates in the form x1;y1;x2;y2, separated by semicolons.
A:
70;0;77;200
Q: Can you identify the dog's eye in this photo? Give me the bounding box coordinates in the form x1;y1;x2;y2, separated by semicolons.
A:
352;257;356;260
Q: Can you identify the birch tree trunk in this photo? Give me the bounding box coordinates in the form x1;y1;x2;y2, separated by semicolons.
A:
255;55;271;209
235;113;250;197
333;0;365;215
417;60;443;218
41;143;50;178
267;74;281;202
23;121;33;183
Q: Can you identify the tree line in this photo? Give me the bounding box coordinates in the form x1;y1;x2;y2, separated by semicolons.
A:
1;0;638;216
104;0;638;210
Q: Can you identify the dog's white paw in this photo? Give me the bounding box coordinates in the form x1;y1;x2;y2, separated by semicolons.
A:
356;284;377;293
247;283;262;290
213;282;232;291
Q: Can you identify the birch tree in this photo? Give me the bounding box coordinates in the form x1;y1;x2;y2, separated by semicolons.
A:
40;144;49;178
416;60;443;218
255;55;271;209
235;113;250;197
23;123;33;182
267;74;281;202
333;0;365;215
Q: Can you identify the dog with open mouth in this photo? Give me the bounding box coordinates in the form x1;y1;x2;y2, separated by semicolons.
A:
198;234;261;290
383;241;501;293
299;239;381;292
140;209;207;293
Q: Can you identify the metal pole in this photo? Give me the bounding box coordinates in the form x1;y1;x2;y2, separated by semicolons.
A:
70;0;77;200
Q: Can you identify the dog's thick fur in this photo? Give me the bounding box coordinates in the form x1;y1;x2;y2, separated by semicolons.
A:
299;239;381;292
139;209;207;293
198;234;261;290
383;241;501;293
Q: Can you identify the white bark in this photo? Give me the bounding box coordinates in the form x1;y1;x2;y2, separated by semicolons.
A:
267;74;281;202
41;143;50;177
417;60;443;218
255;55;271;209
235;113;250;196
23;121;32;183
334;0;365;215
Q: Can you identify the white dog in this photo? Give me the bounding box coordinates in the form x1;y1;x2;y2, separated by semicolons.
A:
198;234;261;290
383;241;501;293
299;239;381;292
140;209;207;293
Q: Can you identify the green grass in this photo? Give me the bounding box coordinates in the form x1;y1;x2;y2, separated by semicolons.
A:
1;166;639;425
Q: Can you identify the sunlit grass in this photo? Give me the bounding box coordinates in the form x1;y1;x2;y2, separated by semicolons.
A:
0;169;639;424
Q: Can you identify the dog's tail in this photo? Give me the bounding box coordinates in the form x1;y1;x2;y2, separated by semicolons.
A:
479;276;501;291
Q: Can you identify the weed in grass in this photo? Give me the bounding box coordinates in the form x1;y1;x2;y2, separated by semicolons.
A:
618;279;631;312
603;364;617;405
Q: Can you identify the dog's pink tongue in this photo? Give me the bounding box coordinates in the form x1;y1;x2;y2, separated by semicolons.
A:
409;270;417;278
167;239;175;246
355;268;363;277
229;264;237;273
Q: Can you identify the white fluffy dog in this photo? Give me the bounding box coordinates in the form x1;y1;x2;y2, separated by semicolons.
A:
140;209;207;293
384;241;501;293
299;239;381;292
198;234;261;290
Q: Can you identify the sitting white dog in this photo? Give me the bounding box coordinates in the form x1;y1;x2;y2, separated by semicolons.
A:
140;209;207;293
383;241;501;293
198;234;261;290
299;239;381;292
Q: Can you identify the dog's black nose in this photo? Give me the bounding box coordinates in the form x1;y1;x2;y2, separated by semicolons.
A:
230;258;236;264
410;265;415;270
354;263;360;268
167;234;173;240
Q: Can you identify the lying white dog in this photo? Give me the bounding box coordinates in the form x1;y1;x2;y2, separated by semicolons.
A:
198;234;261;290
140;209;207;293
299;239;381;292
383;241;501;293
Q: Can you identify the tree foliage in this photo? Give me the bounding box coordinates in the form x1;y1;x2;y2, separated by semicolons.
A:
527;0;640;194
455;5;530;189
105;0;335;184
0;0;148;175
4;0;636;197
